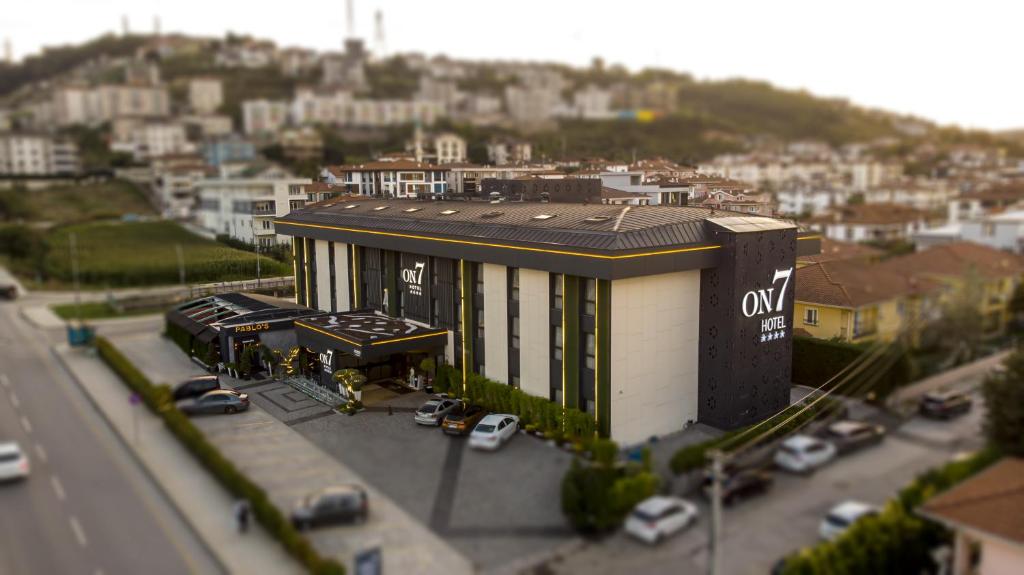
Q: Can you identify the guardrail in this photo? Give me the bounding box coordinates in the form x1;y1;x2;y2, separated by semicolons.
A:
282;376;344;407
187;276;294;299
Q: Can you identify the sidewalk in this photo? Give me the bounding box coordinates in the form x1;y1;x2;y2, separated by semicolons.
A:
54;343;304;575
887;349;1009;408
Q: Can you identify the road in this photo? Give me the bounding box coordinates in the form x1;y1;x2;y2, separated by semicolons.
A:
551;389;990;575
0;300;220;575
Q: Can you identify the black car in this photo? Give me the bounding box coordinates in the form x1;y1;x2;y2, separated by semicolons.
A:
291;485;368;530
703;467;774;505
172;375;221;401
919;390;973;419
178;389;250;415
821;420;886;455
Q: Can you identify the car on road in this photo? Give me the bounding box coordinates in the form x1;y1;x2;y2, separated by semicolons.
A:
919;390;973;419
773;435;837;474
819;500;878;540
414;396;461;426
702;467;774;505
177;389;250;415
172;375;221;401
820;420;886;455
468;414;519;450
0;442;29;481
291;484;368;530
624;495;698;544
441;404;487;436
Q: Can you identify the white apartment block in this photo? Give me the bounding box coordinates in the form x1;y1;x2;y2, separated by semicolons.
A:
572;85;613;119
52;85;171;127
433;133;466;164
0;134;79;175
242;100;290;135
320;161;449;198
196;176;313;246
486;140;532;166
863;181;954;211
188;78;224;114
110;121;191;161
776;186;851;216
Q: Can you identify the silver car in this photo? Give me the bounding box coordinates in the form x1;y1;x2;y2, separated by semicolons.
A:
414;397;461;426
0;442;29;481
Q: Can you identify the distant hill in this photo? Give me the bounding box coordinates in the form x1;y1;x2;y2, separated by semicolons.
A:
0;34;148;98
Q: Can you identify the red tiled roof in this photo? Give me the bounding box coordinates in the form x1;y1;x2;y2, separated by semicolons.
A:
919;458;1024;546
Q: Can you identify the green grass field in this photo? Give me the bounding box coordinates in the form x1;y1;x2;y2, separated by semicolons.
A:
50;301;167;320
1;180;154;225
45;220;291;287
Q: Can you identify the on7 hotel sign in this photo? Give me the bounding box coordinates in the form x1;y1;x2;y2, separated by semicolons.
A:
741;267;793;342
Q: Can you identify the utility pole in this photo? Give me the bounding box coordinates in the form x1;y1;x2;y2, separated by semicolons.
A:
175;244;186;286
251;221;262;288
708;449;725;575
70;232;81;323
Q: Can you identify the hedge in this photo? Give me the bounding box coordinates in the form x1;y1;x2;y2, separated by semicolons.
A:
561;443;660;533
669;397;842;475
792;337;914;400
95;337;344;575
778;447;1002;574
438;364;598;445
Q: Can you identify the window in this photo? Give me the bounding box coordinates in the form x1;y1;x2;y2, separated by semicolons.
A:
509;268;519;301
584;278;596;316
532;213;556;221
373;205;390;211
475;266;484;295
552;274;563;309
803;308;819;326
439;209;458;215
476;309;485;340
403;207;421;212
585;333;595;370
511;316;520;349
553;325;563;361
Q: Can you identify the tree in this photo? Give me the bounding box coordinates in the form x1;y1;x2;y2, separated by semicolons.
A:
927;268;989;363
982;347;1024;455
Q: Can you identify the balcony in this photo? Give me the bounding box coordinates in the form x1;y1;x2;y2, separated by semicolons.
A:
251;206;276;216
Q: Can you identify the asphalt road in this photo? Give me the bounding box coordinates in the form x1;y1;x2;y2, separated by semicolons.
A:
0;301;220;575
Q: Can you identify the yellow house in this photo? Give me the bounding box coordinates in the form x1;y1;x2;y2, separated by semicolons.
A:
794;259;939;344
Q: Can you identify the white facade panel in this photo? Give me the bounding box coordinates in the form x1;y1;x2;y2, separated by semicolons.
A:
482;263;508;383
333;242;351;311
610;270;701;444
518;269;550;398
314;240;332;312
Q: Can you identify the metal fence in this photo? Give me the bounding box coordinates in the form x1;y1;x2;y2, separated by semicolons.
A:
187;276;295;299
282;376;345;407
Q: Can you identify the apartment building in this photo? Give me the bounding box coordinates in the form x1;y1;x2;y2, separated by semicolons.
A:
0;133;79;176
320;161;449;198
188;77;224;114
486;139;532;166
52;84;171;127
110;120;191;161
242;100;290;135
151;154;212;219
196;172;313;246
806;203;933;243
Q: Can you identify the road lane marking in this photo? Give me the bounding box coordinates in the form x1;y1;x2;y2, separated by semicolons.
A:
34;443;47;464
20;415;32;434
69;516;88;547
51;475;66;501
9;391;19;409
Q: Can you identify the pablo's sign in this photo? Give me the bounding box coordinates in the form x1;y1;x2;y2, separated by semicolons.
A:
401;261;426;296
741;267;793;343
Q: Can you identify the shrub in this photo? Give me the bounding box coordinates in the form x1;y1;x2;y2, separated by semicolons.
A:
95;336;345;575
561;442;660;533
433;364;450;394
792;336;913;399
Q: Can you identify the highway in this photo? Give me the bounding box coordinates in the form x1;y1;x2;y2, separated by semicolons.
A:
0;301;220;575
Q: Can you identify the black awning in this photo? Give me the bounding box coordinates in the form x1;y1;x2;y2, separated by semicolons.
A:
295;310;447;360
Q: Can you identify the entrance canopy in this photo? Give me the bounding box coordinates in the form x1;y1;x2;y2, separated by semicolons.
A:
295;310;447;360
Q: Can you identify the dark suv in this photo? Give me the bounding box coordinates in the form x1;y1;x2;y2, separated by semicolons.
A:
291;485;368;530
703;467;774;505
172;375;221;401
919;390;972;420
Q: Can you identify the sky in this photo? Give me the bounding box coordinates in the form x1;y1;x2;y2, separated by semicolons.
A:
5;0;1021;131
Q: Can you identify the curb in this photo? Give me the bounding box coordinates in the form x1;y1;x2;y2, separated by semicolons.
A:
50;344;230;575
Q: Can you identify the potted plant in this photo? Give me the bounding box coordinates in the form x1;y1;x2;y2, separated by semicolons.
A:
332;368;367;402
419;357;436;393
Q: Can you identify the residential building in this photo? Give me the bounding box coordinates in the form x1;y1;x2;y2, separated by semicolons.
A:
806;203;933;243
196;171;312;247
480;176;600;202
433;133;467;164
182;114;233;137
320;161;449;198
947;186;1024;223
110;120;191;161
864;180;955;211
504;85;563;123
202;135;257;167
572;85;613;119
278;127;323;163
151;154;211;219
0;133;79;175
918;458;1024;575
777;182;852;216
242;99;290;135
188;78;223;114
796;238;883;267
277;47;319;77
486;139;532;166
446;163;558;196
52;84;171;127
699;186;774;216
276;199;820;442
321;39;368;90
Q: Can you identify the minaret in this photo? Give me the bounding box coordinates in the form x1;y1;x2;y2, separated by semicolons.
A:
121;15;130;36
374;10;386;57
3;39;12;65
346;0;355;40
153;15;162;37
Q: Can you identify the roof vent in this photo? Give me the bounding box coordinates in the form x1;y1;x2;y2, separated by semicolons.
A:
439;209;459;215
532;214;556;221
481;211;503;218
583;215;611;223
373;205;390;211
403;207;421;213
344;204;359;209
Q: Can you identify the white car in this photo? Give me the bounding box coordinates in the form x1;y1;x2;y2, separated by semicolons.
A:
819;501;878;540
773;435;837;474
0;442;30;482
624;495;698;544
468;414;519;450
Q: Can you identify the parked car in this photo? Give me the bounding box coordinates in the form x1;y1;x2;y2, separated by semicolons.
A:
177;389;250;415
291;485;368;530
773;435;837;474
0;442;29;482
0;284;17;300
821;420;886;455
172;375;221;401
414;396;461;426
624;495;698;544
441;404;487;436
819;500;878;541
468;414;519;450
919;390;973;419
702;467;774;505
